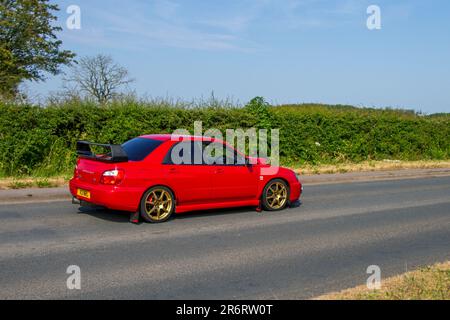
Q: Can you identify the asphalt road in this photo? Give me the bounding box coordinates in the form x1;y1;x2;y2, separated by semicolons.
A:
0;176;449;299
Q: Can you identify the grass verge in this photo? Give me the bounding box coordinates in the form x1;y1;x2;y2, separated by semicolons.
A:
294;160;450;175
0;160;449;190
316;261;450;300
0;177;70;190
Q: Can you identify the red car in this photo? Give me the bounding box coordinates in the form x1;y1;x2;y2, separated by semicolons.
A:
70;134;302;223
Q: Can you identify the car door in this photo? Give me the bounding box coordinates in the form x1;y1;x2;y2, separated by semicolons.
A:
204;142;259;202
162;141;213;205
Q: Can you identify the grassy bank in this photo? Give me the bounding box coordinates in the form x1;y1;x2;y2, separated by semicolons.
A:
1;160;449;190
316;261;450;300
0;176;70;190
1;98;449;178
296;160;450;175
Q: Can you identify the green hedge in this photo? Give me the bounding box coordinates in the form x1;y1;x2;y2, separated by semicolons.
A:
0;99;449;177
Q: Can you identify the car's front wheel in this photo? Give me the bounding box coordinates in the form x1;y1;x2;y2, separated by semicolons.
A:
140;186;175;223
262;179;289;211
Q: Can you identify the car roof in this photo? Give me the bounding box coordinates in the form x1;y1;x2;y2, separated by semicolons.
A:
139;134;218;143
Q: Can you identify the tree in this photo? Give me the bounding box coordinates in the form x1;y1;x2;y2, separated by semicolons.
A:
0;0;75;98
65;54;134;104
245;97;273;128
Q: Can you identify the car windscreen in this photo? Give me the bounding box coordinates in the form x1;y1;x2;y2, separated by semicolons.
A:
122;138;164;161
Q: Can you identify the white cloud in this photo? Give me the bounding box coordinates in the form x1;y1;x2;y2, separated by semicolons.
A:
89;6;251;52
61;0;378;52
196;15;254;33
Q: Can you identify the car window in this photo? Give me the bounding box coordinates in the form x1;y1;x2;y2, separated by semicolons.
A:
163;141;203;165
203;142;246;166
163;141;247;165
122;138;164;161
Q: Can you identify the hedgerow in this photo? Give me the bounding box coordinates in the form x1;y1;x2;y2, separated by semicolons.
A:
0;98;449;177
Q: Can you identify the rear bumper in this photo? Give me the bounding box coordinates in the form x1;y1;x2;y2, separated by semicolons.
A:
69;178;141;212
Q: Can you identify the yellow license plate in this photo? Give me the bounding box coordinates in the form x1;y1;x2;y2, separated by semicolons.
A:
77;188;91;199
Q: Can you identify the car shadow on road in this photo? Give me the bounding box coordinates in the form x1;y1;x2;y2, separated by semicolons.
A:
77;205;258;224
77;206;130;223
172;206;257;221
77;202;302;224
173;201;302;221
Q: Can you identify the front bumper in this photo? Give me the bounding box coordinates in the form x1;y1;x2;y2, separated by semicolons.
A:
289;180;302;202
289;199;302;208
288;180;302;208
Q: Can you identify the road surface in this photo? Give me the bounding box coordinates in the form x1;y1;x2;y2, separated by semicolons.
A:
0;176;449;299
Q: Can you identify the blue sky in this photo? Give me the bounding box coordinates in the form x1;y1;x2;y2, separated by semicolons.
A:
27;0;450;113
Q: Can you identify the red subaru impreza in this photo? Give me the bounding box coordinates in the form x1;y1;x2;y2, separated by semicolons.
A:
70;134;302;223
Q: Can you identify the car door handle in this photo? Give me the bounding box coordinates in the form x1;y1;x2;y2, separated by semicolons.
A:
168;168;177;174
215;168;225;174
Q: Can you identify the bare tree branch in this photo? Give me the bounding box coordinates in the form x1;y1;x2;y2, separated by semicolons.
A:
64;54;134;104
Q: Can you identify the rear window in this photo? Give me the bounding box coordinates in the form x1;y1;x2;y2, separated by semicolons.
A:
122;138;164;161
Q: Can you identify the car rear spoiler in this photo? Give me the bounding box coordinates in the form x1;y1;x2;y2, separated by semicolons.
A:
76;141;128;163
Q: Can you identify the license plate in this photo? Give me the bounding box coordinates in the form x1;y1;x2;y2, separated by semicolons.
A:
77;188;91;199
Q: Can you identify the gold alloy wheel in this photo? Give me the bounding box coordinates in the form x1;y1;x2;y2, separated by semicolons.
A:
265;181;288;210
144;189;173;221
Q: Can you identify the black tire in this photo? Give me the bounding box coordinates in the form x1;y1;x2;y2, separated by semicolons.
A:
140;186;175;223
261;179;290;211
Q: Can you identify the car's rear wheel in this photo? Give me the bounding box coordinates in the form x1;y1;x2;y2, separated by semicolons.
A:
262;179;289;211
140;186;175;223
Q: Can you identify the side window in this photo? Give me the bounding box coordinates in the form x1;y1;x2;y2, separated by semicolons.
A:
232;147;247;165
163;141;191;165
163;141;247;165
203;142;246;166
203;142;223;165
163;141;203;165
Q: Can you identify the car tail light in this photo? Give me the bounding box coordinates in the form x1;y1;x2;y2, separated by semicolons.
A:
100;169;125;185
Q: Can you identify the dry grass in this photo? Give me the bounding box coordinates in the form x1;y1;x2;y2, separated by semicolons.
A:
316;261;450;300
0;177;69;190
293;160;450;175
0;160;449;190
